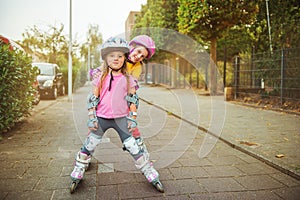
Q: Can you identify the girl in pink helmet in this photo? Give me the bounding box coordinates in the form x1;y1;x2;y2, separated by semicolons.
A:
126;34;155;82
126;35;155;142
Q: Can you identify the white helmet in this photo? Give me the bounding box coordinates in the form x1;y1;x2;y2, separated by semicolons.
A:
101;37;129;60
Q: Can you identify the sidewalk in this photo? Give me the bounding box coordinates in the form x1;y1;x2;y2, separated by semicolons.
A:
0;83;299;199
138;84;300;180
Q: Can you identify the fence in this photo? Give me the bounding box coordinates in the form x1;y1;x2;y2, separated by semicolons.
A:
143;58;209;90
141;47;300;105
233;47;300;105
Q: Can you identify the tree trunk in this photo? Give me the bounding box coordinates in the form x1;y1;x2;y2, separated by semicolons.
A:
210;37;217;95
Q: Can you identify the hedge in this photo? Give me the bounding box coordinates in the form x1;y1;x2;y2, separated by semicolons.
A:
0;44;37;133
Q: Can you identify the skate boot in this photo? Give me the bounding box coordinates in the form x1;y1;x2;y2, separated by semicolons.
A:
141;162;164;193
70;151;91;193
135;137;149;160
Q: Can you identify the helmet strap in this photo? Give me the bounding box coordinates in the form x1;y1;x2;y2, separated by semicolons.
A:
107;66;122;91
108;70;114;91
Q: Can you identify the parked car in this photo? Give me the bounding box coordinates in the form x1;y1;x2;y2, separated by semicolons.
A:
32;75;41;105
1;35;40;105
32;62;65;99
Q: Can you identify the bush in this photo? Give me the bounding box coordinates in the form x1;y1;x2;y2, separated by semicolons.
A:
0;45;36;133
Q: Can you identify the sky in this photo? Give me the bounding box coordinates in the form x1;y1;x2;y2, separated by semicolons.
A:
0;0;147;43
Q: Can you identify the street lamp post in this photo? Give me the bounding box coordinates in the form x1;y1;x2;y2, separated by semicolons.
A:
87;43;90;81
68;0;72;101
91;54;94;69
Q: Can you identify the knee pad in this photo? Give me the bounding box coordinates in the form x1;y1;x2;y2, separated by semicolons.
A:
123;137;150;169
84;132;102;153
123;136;140;155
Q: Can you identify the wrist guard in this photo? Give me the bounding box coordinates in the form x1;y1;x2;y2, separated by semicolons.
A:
125;93;139;109
127;116;138;129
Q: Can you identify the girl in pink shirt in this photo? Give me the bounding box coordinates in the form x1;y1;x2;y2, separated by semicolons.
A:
70;37;164;193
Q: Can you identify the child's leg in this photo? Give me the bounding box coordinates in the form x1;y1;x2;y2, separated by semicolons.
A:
71;132;102;180
132;127;141;138
113;117;160;184
71;120;107;181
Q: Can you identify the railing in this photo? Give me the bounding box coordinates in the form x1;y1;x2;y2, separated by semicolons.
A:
233;47;300;104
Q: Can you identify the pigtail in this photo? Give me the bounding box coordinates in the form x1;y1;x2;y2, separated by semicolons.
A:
97;62;109;97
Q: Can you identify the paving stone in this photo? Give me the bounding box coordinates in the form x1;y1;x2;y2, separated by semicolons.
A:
189;190;282;200
169;166;209;179
273;186;300;200
203;165;245;177
53;187;96;200
4;191;53;200
207;155;247;166
145;194;190;200
270;173;300;187
98;163;114;173
0;178;38;192
0;192;8;200
163;179;206;196
22;166;63;178
178;157;213;167
235;175;285;190
235;162;278;175
96;185;119;200
98;171;136;186
119;182;163;199
199;177;245;192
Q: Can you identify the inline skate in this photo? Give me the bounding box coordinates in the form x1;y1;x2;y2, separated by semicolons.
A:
70;151;91;193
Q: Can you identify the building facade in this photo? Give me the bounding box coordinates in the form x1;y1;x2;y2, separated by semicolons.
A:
125;11;140;40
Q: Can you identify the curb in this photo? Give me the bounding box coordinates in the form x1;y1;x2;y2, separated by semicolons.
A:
230;101;300;116
140;97;300;180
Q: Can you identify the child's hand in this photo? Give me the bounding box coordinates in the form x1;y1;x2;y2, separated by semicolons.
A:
87;118;98;131
127;116;137;132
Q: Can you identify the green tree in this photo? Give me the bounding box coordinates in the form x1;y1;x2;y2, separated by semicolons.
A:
134;0;179;51
20;23;82;93
21;24;69;64
80;24;103;69
177;0;258;94
251;0;300;53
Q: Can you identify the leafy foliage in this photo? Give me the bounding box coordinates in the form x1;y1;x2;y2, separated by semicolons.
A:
0;44;36;133
21;23;84;94
79;24;103;69
251;0;300;52
177;0;258;41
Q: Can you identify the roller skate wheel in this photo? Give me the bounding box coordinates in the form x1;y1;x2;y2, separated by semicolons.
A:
154;182;164;193
70;182;77;194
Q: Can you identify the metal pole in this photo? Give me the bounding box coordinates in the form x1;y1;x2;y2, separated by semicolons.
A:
223;45;227;88
87;44;90;82
280;49;284;105
176;57;179;88
68;0;72;101
91;55;94;69
266;0;273;54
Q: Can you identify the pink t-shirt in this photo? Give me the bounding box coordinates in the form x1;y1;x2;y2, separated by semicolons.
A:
95;73;136;119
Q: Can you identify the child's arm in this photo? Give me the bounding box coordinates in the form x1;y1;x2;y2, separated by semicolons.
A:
87;86;100;131
127;87;138;132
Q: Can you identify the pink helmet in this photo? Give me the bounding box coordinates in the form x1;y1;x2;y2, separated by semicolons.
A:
129;35;155;59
